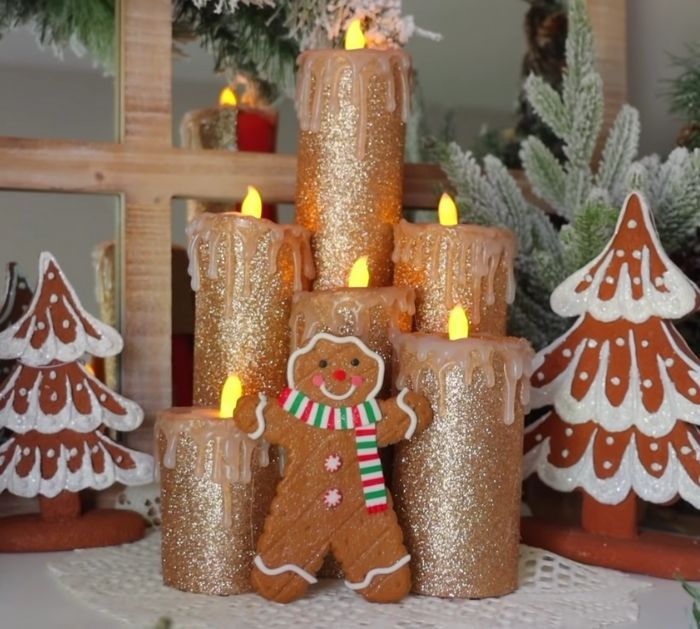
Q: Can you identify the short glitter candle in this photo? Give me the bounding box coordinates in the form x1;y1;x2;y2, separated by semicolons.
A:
156;403;278;595
295;20;412;289
392;205;517;335
391;321;533;598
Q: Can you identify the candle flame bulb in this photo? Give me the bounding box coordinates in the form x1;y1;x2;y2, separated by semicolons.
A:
438;193;459;226
344;19;366;50
241;185;263;219
220;375;243;418
348;256;370;288
448;305;470;340
219;87;238;107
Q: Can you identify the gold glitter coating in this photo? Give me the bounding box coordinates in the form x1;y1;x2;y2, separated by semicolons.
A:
156;408;278;595
180;106;238;219
392;220;517;335
392;332;533;598
295;49;411;289
187;212;314;405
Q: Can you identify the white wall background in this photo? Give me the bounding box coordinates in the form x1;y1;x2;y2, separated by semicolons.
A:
0;0;698;315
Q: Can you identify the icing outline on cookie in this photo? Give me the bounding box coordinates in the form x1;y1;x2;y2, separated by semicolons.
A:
396;388;418;439
343;554;411;590
248;393;267;440
287;332;385;400
254;554;318;584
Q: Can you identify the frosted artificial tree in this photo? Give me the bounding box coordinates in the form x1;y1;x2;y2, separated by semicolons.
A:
0;252;153;551
523;192;700;578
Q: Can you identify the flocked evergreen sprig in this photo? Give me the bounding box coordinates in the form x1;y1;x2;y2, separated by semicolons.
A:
667;42;700;150
435;0;700;349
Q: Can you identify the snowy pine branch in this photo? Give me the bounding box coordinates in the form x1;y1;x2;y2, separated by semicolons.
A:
520;136;566;209
596;105;641;202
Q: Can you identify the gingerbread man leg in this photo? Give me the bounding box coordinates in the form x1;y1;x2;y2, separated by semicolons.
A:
251;501;329;603
330;501;411;603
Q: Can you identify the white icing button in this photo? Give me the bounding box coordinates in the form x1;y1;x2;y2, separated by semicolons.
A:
18;281;26;289
605;436;615;445
602;461;613;470
99;393;108;402
587;340;598;348
579;372;589;381
616;249;625;257
49;370;57;379
649;442;659;451
651;463;663;472
536;372;545;381
562;349;573;358
681;446;693;455
535;434;543;442
47;272;55;279
561;449;569;458
324;453;342;473
610;377;621;385
633;277;641;285
641;340;649;348
323;488;343;509
50;392;58;401
564;428;574;437
116;455;123;463
47;449;55;458
628;219;638;228
689;388;698;396
665;358;674;367
642;379;653;388
22;447;30;456
76;383;83;391
605;276;615;284
19;388;27;396
615;338;625;347
69;448;78;457
632;250;642;259
49;294;58;304
62;320;70;329
37;322;45;330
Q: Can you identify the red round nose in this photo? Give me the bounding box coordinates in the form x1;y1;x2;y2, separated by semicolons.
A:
332;369;347;381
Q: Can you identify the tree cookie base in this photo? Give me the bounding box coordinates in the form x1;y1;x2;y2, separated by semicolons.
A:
521;516;700;579
0;509;146;552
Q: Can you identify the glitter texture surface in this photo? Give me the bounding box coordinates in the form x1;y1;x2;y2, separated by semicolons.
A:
157;418;277;595
295;50;410;289
393;221;517;335
392;338;531;598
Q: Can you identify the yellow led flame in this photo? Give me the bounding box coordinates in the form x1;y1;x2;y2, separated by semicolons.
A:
448;305;470;340
219;86;238;107
348;256;370;288
241;185;262;219
438;193;459;226
220;375;243;418
344;19;366;50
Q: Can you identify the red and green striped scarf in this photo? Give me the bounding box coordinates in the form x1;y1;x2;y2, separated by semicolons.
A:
279;387;388;514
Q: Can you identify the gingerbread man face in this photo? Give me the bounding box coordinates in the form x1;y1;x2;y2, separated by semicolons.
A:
287;334;384;407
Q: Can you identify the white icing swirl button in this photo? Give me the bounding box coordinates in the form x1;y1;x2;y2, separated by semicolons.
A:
324;453;342;473
323;488;343;509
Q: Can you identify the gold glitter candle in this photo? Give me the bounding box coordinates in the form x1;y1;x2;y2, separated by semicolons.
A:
392;330;533;598
187;211;314;405
393;220;517;335
295;38;411;289
156;407;278;595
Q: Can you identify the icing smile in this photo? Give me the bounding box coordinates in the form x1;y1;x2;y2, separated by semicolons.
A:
319;382;357;401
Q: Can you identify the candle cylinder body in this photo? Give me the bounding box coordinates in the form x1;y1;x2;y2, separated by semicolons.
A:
187;212;314;405
295;49;411;289
393;220;517;335
156;408;277;594
392;333;533;598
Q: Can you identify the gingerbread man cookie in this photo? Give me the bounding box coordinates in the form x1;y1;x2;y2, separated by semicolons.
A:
234;332;432;603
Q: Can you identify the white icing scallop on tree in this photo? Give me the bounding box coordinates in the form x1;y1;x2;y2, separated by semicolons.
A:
524;192;700;508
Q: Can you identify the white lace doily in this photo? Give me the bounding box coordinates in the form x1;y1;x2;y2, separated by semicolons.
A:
48;532;650;629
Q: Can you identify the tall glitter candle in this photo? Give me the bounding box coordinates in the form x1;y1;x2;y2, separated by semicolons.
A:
391;330;533;598
295;28;411;289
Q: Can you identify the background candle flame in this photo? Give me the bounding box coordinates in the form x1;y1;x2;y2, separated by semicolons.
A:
344;19;366;50
438;193;458;226
219;86;238;107
241;185;262;218
220;374;243;417
348;255;370;287
448;305;470;340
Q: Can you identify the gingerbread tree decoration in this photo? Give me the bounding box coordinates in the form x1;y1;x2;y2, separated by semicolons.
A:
0;252;153;551
522;192;700;578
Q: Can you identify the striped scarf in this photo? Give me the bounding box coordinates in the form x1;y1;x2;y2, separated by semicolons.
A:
279;387;388;514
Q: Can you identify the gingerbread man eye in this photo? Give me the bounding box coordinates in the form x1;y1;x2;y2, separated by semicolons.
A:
350;358;360;366
319;359;328;368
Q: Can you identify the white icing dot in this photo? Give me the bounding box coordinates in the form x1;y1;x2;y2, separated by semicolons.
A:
21;305;28;311
615;337;625;347
47;449;55;458
632;250;642;260
681;446;693;455
18;281;26;289
605;436;615;445
561;449;570;458
116;456;123;463
580;372;589;381
92;445;99;454
641;340;649;348
651;463;663;472
19;388;27;396
36;322;45;330
605;276;615;285
584;274;593;282
616;249;625;257
99;393;107;402
628;219;638;228
650;442;659;451
50;392;58;402
642;379;653;389
603;461;613;470
22;447;30;456
654;277;665;287
76;383;84;391
565;427;574;437
49;370;57;380
69;448;78;457
535;434;543;442
665;358;674;367
62;320;70;329
536;372;545;381
633;277;641;285
49;294;58;304
690;387;698;396
47;272;55;279
587;339;598;348
562;349;573;358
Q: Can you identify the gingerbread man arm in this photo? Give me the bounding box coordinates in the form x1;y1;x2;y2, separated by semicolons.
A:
376;389;433;447
233;394;304;446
